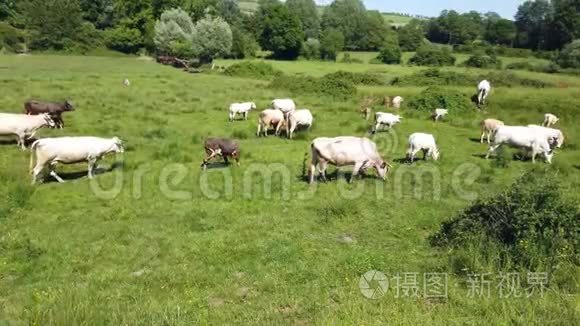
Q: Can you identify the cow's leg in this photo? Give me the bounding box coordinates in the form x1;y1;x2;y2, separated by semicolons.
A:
243;112;248;120
480;129;486;143
256;122;262;137
487;131;492;144
350;162;364;183
87;157;97;178
31;163;46;185
531;149;537;164
486;144;501;159
318;161;328;182
18;134;26;150
372;122;380;134
544;152;553;164
49;163;65;183
275;121;283;136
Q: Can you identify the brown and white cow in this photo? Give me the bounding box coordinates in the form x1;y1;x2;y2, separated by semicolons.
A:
201;138;240;169
24;100;75;128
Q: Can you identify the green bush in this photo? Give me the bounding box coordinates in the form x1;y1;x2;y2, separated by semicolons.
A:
224;61;282;80
407;86;472;112
0;22;27;52
269;75;356;98
463;54;502;69
391;68;475;86
339;53;363;64
300;38;321;60
377;36;402;64
409;45;456;66
104;26;143;54
556;39;580;69
230;27;259;59
505;62;535;71
324;71;384;86
430;170;579;271
480;71;551;88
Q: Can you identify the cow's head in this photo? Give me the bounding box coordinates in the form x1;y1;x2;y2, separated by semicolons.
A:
64;100;75;111
375;160;392;181
111;137;124;153
432;147;440;161
250;102;257;110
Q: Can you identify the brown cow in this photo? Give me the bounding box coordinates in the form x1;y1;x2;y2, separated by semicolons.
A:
201;138;240;169
24;100;75;129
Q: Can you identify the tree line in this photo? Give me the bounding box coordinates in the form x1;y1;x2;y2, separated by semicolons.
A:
0;0;579;66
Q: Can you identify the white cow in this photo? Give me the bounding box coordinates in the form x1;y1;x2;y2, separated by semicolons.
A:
527;125;565;148
372;112;402;134
229;102;256;121
30;136;124;184
432;108;448;121
407;133;440;162
486;126;555;163
286;109;313;139
477;80;491;106
392;96;404;109
480;118;504;143
542;113;559;127
0;113;56;150
272;99;296;118
309;136;391;183
257;109;285;137
123;78;131;87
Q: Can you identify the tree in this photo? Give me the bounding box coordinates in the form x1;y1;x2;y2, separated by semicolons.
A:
322;0;368;50
427;10;482;45
216;0;241;26
79;0;114;29
409;45;456;66
112;0;155;51
154;8;194;55
362;11;390;51
230;25;259;59
320;28;344;61
548;0;580;50
485;18;516;46
300;38;320;60
258;2;303;60
514;0;551;49
20;0;84;50
286;0;320;39
377;33;401;64
398;19;425;51
556;39;580;68
151;0;184;18
184;0;218;22
104;25;143;53
0;0;17;21
191;15;232;63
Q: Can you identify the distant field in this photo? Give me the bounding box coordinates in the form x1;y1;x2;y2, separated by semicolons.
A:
0;54;578;324
382;13;415;26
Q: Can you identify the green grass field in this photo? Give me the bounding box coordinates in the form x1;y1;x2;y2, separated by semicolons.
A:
0;54;578;324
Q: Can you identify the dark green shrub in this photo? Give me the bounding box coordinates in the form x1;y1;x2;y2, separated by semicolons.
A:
556;39;580;69
104;26;143;54
0;22;27;52
409;45;456;66
391;69;476;86
339;53;363;64
463;54;502;69
505;62;535;71
224;61;283;80
407;86;472;113
324;71;384;86
300;38;321;60
269;75;356;98
377;37;402;64
430;170;579;271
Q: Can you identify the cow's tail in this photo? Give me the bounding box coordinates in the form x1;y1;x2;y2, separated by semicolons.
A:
29;140;40;172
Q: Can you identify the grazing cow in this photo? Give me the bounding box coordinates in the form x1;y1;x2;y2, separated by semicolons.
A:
407;133;440;163
432;108;448;121
309;136;392;183
201;138;240;169
257;109;285;137
229;102;256;122
272;99;296;120
542;113;559;127
372;112;402;134
486;126;556;163
392;96;404;109
527;124;565;148
360;107;372;120
30;136;124;184
480;118;504;143
123;78;131;87
477;80;491;106
24;100;75;128
287;109;313;139
0;113;56;150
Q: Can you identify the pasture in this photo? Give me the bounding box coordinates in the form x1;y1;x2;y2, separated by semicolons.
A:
0;54;578;324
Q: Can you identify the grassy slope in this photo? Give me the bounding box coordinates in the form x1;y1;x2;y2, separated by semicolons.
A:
0;55;578;324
